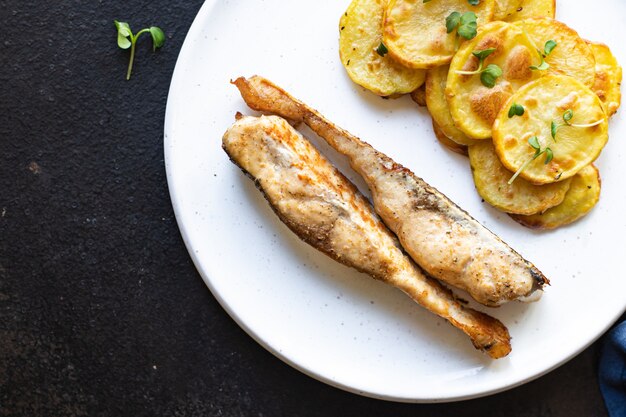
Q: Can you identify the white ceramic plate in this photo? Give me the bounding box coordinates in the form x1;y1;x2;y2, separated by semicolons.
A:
164;0;626;402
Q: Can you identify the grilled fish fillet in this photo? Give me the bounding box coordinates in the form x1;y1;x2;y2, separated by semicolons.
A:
222;114;511;358
233;76;548;307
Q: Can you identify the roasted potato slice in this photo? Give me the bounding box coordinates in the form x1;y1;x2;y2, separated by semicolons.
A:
588;41;622;117
493;74;608;184
446;21;542;139
504;0;555;22
513;18;596;88
469;140;570;214
410;84;427;107
382;0;496;69
339;0;425;96
494;0;523;21
426;65;481;146
510;165;601;229
432;120;469;156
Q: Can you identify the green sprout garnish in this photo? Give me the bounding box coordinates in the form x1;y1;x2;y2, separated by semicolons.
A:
508;136;554;184
531;61;550;71
375;42;389;57
551;109;605;141
479;64;503;88
114;20;165;80
446;11;478;41
456;48;495;73
544;40;557;55
508;103;525;118
454;48;503;88
530;39;557;71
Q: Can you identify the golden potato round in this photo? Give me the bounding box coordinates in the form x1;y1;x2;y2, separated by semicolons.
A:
446;21;543;139
469;140;570;214
513;18;595;88
382;0;496;69
510;165;601;229
493;74;608;184
426;65;482;146
339;0;426;96
504;0;555;22
587;41;622;117
432;120;469;156
494;0;523;21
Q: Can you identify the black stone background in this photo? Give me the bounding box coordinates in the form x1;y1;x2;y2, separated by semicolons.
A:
0;1;622;416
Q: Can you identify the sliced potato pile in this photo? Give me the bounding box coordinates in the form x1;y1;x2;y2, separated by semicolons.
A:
588;42;622;117
446;21;542;139
514;18;595;88
338;0;619;230
504;0;555;22
382;0;496;69
493;74;608;184
510;165;601;228
469;140;571;214
339;0;425;96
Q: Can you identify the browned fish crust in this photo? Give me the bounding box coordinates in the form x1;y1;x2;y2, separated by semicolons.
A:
222;131;392;280
232;75;548;307
222;115;511;358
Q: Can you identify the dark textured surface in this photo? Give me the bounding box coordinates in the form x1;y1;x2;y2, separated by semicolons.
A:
0;1;618;415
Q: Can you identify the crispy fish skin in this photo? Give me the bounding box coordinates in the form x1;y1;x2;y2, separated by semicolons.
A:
222;114;511;358
233;76;548;307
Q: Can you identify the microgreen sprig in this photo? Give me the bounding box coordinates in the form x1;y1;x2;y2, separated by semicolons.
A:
508;103;525;118
446;11;478;41
508;136;553;184
375;42;389;57
550;109;572;140
454;48;503;88
456;48;495;73
544;40;557;55
530;39;557;71
551;109;605;140
114;20;166;80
